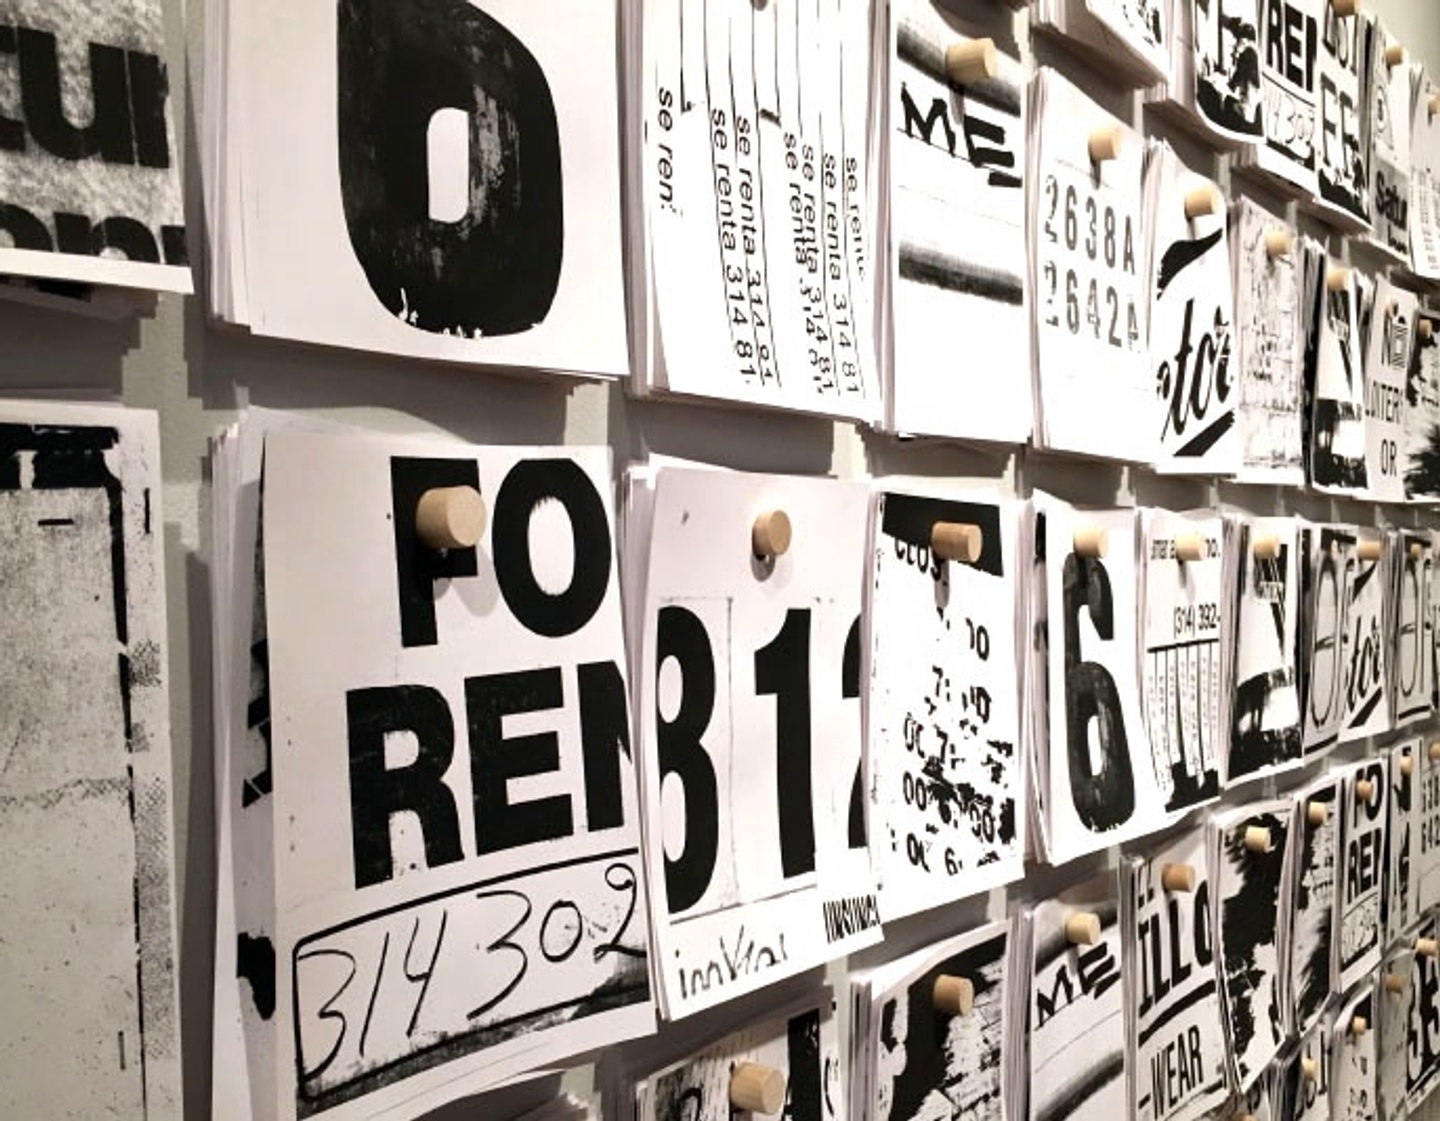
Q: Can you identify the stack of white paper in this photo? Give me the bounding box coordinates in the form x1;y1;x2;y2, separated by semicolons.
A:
1030;0;1170;86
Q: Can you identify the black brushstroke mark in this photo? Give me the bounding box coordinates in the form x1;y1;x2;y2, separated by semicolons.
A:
1220;812;1287;1083
898;246;1023;304
881;493;1005;577
1156;229;1224;298
1174;409;1237;458
236;932;277;1020
895;23;1021;115
787;1008;822;1121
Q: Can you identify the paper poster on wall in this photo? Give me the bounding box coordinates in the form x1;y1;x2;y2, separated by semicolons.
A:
642;0;879;416
0;403;180;1121
1376;946;1410;1121
865;491;1024;921
1412;73;1440;280
1293;1015;1334;1121
853;921;1011;1121
1042;498;1180;864
1125;828;1228;1121
1365;21;1413;260
888;5;1030;441
1027;873;1126;1121
1338;536;1391;743
1030;69;1149;462
1362;278;1416;502
1086;0;1169;76
0;1;190;294
1384;740;1419;945
1309;267;1369;494
1290;772;1340;1037
1139;511;1225;811
1311;3;1369;226
1302;525;1356;756
1417;737;1440;913
1403;309;1440;500
1145;145;1239;474
1192;0;1264;142
1229;199;1305;484
1337;759;1387;991
635;467;880;1020
1405;916;1440;1110
262;432;655;1121
1393;531;1434;726
1211;802;1293;1091
1244;0;1322;194
1229;517;1303;786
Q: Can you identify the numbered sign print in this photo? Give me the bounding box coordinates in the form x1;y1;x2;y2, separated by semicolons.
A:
1126;829;1228;1121
1145;146;1239;474
1303;526;1357;757
642;0;879;417
0;404;179;1121
1212;802;1293;1090
1385;740;1419;945
1330;986;1376;1121
1338;759;1388;990
1338;537;1391;743
1310;267;1369;494
1403;310;1440;501
866;491;1023;921
1140;512;1224;812
1043;499;1177;863
262;433;653;1121
1028;874;1126;1121
1229;518;1303;786
1363;279;1417;501
1376;946;1411;1121
1367;21;1413;260
636;995;842;1121
1031;69;1148;461
1405;918;1440;1111
857;921;1011;1121
637;468;879;1019
1312;3;1369;226
1230;199;1304;484
1290;773;1340;1037
888;4;1031;441
1247;0;1322;193
1417;740;1440;913
1393;533;1434;726
1192;0;1264;142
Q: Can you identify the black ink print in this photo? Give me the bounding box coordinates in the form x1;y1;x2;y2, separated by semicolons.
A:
1315;6;1368;222
1153;233;1236;459
1194;0;1263;138
1260;0;1319;173
1292;785;1338;1033
1231;535;1302;779
337;0;563;335
1405;323;1440;499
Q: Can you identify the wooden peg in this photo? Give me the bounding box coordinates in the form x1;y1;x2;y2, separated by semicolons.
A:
1301;1057;1320;1081
1265;229;1293;258
1412;541;1425;559
1422;318;1435;338
1174;533;1206;562
416;485;486;550
1417;937;1439;957
752;510;792;559
1386;43;1406;66
1161;863;1196;892
1239;1115;1258;1121
1355;778;1375;801
1326;265;1351;291
1402;755;1415;777
945;39;997;86
1307;801;1329;826
1088;126;1123;164
1073;525;1109;558
1351;1015;1369;1036
730;1063;787;1115
1358;538;1383;561
933;974;975;1015
1430;94;1440;119
1430;741;1440;761
1065;912;1102;946
1252;533;1282;560
1244;826;1273;854
1330;0;1357;15
1184;185;1222;219
1385;972;1406;994
932;522;984;565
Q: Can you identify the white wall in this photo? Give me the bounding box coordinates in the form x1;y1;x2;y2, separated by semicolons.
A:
3;0;1436;1115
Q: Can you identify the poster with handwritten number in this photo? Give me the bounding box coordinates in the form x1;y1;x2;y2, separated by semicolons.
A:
889;4;1030;442
858;921;1011;1121
1337;759;1388;992
1290;772;1341;1038
637;468;880;1020
1191;0;1264;143
1385;740;1420;947
1027;873;1126;1121
1363;279;1417;502
1404;915;1440;1111
1403;310;1440;500
1145;145;1239;474
261;433;655;1121
1230;199;1305;484
1126;829;1228;1121
1228;517;1303;787
1211;802;1293;1092
1310;267;1369;495
1247;0;1322;194
1366;21;1413;260
1140;511;1225;813
637;995;842;1121
1310;2;1369;226
1031;69;1149;462
1302;526;1357;757
1330;986;1376;1121
643;0;879;417
1337;537;1391;744
1041;498;1179;864
865;491;1024;921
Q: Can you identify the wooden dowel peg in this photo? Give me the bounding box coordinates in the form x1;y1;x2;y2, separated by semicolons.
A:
1088;126;1124;164
1430;94;1440;119
1386;43;1406;66
1065;912;1102;945
1351;1015;1369;1036
1174;533;1206;562
1073;525;1109;558
1385;972;1406;994
752;510;792;559
1265;229;1293;258
1330;0;1357;15
1355;779;1375;801
1308;801;1329;825
933;974;975;1015
1302;1057;1320;1081
1422;318;1435;338
730;1063;787;1115
1161;863;1196;892
945;38;997;86
1412;541;1425;559
1184;185;1222;219
1358;538;1383;561
1429;740;1440;761
1402;755;1415;776
416;485;486;550
1416;937;1439;957
1252;533;1282;559
1244;826;1273;854
1326;265;1351;291
932;521;984;565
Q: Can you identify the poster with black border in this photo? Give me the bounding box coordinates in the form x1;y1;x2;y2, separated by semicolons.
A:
1362;279;1417;503
1290;771;1340;1037
1302;525;1357;756
1339;536;1391;743
1192;0;1264;143
1309;268;1369;495
1406;915;1440;1111
1338;758;1388;991
1311;1;1370;227
0;401;180;1120
1391;531;1433;727
262;431;655;1121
